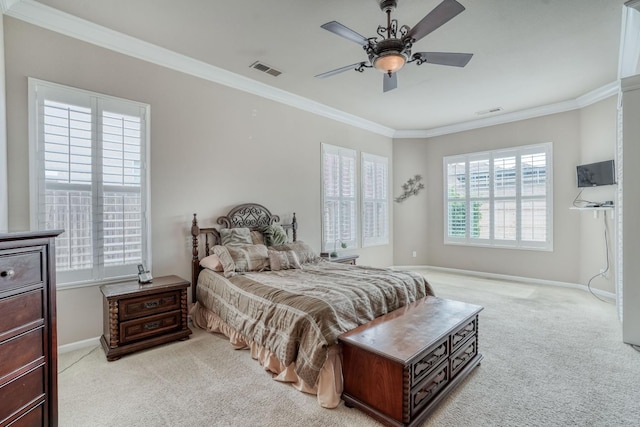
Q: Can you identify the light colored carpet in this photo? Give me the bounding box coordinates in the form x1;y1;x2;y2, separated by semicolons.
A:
58;269;640;426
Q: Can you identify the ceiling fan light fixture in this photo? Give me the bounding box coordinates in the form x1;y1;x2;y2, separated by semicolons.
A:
373;51;406;73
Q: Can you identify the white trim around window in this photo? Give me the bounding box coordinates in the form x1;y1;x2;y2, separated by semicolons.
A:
443;142;553;251
28;78;151;287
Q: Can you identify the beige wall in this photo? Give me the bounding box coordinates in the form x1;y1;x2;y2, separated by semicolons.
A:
4;18;393;345
577;96;618;293
0;16;7;232
394;107;619;285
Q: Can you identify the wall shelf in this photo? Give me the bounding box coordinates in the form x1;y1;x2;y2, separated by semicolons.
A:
569;206;614;211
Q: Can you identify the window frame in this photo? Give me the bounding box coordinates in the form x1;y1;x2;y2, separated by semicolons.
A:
443;142;553;251
321;143;358;253
28;78;151;288
361;152;389;247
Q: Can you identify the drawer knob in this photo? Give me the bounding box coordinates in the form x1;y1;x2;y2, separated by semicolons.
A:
1;269;15;278
144;321;161;330
144;300;159;309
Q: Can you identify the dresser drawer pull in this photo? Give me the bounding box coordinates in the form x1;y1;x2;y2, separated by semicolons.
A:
143;321;161;330
144;300;159;309
1;269;15;278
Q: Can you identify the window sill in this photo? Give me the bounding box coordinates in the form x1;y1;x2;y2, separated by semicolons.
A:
56;275;138;291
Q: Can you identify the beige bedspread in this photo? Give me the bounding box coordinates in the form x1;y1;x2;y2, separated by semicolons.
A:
195;260;433;389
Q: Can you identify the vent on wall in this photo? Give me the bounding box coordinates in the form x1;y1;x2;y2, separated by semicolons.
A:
250;61;282;77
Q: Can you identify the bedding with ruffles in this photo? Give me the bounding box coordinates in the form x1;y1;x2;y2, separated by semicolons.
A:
190;260;434;407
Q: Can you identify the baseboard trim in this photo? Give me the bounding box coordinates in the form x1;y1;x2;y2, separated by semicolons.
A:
58;336;101;354
393;265;616;301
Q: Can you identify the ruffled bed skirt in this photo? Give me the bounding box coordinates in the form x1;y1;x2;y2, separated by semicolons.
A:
189;302;343;408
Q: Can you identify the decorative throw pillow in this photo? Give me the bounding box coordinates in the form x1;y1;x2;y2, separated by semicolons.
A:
271;241;319;264
226;244;270;273
250;230;265;245
220;228;253;246
260;224;288;246
212;245;236;278
199;254;223;272
268;249;301;271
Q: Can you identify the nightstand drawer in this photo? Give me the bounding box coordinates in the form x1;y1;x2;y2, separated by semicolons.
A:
119;310;181;344
0;250;42;292
119;290;181;321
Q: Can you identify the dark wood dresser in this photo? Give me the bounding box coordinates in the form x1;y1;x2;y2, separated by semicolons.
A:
100;275;192;361
339;296;483;427
0;230;62;427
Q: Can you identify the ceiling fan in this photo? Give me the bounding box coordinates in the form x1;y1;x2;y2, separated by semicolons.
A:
315;0;473;92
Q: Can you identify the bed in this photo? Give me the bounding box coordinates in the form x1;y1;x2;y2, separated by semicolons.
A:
189;203;434;408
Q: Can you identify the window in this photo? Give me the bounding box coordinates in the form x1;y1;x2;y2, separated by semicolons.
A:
444;142;552;250
322;144;357;252
362;152;389;247
29;79;150;286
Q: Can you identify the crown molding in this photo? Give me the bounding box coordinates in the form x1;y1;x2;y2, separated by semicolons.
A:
393;81;619;139
3;0;395;138
0;0;625;140
0;0;19;14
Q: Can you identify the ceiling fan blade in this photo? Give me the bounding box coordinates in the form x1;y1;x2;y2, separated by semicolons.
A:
405;0;466;43
414;52;473;67
315;62;366;79
321;21;369;46
383;73;397;92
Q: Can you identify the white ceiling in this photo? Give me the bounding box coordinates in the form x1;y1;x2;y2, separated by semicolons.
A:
27;0;626;132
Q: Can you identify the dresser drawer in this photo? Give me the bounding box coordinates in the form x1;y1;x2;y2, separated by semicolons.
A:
119;290;181;321
410;360;449;418
0;250;42;292
0;327;44;380
411;337;448;388
119;310;181;344
450;315;477;353
0;290;44;341
0;365;45;423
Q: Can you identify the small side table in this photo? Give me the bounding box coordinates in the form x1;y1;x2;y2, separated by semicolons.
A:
329;254;359;265
100;275;192;361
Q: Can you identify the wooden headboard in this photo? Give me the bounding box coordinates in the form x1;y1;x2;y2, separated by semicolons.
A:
190;203;297;302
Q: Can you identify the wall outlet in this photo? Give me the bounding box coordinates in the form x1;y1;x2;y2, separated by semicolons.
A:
412;251;417;258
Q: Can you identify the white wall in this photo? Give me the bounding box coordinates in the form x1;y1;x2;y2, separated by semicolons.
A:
4;18;393;345
394;101;619;287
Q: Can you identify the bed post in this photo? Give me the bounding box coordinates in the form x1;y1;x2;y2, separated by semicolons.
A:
191;213;200;303
292;212;297;242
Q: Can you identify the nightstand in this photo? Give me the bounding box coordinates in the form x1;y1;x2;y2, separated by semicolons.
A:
100;275;192;361
329;254;359;265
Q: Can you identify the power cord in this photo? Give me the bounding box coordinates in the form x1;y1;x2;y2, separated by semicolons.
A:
572;189;595;207
585;210;613;304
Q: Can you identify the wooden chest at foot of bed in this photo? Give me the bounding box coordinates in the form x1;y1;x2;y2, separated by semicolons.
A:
339;296;483;427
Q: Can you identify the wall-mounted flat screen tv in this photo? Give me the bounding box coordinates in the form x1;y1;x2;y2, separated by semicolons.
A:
576;160;616;187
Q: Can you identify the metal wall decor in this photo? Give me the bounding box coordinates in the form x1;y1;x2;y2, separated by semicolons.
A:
395;174;424;203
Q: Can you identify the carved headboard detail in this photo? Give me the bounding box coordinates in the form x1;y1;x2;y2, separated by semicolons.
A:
190;203;297;302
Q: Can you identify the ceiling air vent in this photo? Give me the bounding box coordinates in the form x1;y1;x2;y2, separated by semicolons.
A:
475;107;503;116
250;61;282;77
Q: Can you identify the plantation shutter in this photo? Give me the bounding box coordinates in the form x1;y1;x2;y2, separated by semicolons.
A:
322;144;357;252
362;152;389;247
30;79;149;285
